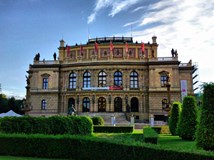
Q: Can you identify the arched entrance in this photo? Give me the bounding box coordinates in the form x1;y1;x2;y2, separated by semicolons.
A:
114;97;122;112
98;97;106;112
68;98;75;114
131;97;139;112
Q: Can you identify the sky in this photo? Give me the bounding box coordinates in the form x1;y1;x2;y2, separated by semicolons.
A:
0;0;213;99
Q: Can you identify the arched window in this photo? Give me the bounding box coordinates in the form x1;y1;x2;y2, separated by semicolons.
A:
41;99;47;110
82;97;90;112
130;71;138;88
69;72;76;89
83;71;91;88
114;71;122;87
98;71;107;87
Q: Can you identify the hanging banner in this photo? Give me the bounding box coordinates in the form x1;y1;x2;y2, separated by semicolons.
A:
180;80;187;101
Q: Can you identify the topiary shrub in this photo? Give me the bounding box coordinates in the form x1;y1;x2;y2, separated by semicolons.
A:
91;116;105;125
196;83;214;151
177;96;197;140
143;127;158;144
169;102;181;135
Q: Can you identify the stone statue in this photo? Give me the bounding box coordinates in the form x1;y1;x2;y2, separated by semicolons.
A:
171;48;175;57
53;52;57;61
25;75;30;85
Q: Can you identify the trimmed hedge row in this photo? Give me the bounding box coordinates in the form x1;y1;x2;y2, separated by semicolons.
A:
0;134;213;160
0;116;92;135
93;125;133;133
143;127;159;144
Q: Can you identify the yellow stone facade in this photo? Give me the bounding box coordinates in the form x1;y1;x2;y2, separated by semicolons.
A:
26;36;195;121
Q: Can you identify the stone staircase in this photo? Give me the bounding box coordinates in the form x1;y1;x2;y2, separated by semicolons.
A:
77;112;130;125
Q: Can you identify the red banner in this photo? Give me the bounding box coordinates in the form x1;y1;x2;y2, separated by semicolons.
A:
109;86;123;90
110;41;114;52
66;45;70;57
95;42;98;53
141;42;145;52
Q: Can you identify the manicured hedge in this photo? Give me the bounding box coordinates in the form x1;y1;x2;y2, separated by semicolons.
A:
91;116;105;125
93;125;133;133
0;116;93;135
151;126;161;134
143;127;159;144
0;134;213;160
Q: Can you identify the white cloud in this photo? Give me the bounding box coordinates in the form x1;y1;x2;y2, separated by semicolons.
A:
122;0;214;89
109;0;140;17
87;0;140;24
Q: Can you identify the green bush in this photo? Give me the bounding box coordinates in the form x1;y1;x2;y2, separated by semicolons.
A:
197;83;214;151
177;96;197;140
143;127;158;144
0;116;93;135
169;102;181;135
93;126;133;133
91;116;105;125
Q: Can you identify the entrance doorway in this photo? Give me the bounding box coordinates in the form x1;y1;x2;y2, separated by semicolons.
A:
68;98;75;114
98;97;106;112
131;97;139;112
114;97;122;112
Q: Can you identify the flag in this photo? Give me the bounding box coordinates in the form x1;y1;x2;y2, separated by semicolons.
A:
95;42;98;53
125;42;128;53
80;44;83;56
110;41;114;52
66;45;70;57
141;42;145;53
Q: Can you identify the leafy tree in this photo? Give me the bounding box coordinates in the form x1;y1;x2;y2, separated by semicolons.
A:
0;94;10;113
177;96;197;140
169;102;181;135
196;83;214;151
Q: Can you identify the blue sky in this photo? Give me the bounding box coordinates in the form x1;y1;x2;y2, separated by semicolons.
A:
0;0;213;98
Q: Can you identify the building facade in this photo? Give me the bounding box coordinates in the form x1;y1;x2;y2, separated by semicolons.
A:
25;36;196;121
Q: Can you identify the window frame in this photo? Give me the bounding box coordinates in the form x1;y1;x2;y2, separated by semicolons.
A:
98;71;107;87
69;72;77;89
114;71;123;87
130;71;138;89
83;71;91;88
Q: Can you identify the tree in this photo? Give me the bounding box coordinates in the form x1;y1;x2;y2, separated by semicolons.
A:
177;96;197;140
0;94;10;113
196;83;214;150
169;102;181;135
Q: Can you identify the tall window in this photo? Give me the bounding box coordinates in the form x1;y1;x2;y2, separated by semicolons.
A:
160;75;168;87
42;78;48;89
82;97;90;112
83;71;91;88
69;72;76;89
130;71;138;88
98;71;107;87
41;99;47;110
114;71;122;86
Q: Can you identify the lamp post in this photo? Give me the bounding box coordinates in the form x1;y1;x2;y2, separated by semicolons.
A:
164;74;171;122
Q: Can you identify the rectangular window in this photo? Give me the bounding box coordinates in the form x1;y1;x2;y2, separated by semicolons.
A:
161;76;167;87
43;78;48;89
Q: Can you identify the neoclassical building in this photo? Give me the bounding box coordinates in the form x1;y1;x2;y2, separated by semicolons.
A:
25;36;196;121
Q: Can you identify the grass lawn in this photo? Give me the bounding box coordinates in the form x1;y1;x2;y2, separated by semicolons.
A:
0;156;66;160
